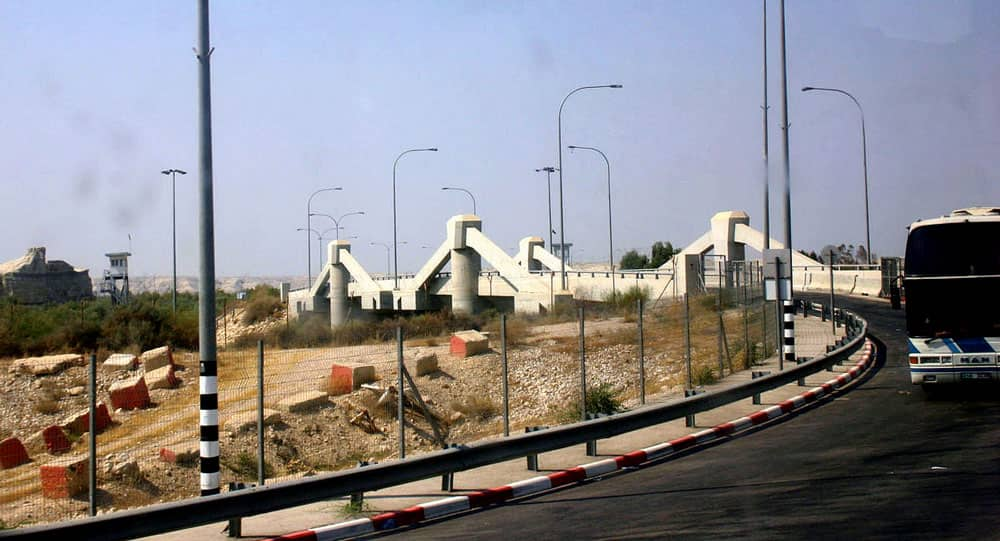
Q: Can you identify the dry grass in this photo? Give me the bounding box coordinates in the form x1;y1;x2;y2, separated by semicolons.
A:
450;395;498;422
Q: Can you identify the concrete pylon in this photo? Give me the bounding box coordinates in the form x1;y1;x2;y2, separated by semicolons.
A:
448;214;482;315
328;240;352;326
517;236;545;271
710;211;750;287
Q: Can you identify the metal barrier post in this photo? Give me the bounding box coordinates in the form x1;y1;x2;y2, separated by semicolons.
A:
88;353;97;517
257;340;265;487
751;370;771;404
579;305;587;423
638;298;645;405
684;388;701;427
350;461;369;507
397;326;405;459
501;314;510;437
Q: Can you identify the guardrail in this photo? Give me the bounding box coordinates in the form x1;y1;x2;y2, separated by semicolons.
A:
2;312;867;541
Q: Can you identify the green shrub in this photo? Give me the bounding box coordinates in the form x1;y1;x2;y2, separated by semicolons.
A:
559;383;625;422
242;295;283;325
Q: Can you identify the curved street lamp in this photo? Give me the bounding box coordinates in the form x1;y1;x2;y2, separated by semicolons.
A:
535;167;558;252
557;84;622;290
310;211;365;240
306;187;342;287
370;241;391;278
568;145;616;299
393;148;438;289
802;85;872;264
161;168;187;313
441;186;477;215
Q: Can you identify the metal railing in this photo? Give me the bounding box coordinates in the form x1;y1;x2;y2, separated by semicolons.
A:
3;309;867;541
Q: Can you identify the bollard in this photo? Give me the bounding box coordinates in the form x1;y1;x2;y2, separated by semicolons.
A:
751;370;771;404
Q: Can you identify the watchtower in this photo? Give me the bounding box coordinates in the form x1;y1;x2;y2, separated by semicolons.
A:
101;252;131;305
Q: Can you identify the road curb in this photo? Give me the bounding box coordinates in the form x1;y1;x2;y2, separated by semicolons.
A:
266;339;875;541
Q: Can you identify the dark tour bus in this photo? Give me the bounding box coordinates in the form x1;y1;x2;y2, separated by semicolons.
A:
903;207;1000;386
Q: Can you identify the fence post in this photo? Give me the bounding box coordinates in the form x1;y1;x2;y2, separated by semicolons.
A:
684;293;692;390
88;353;97;517
579;305;587;423
717;261;724;376
501;314;510;437
257;340;265;487
743;264;751;369
637;297;645;405
397;326;405;459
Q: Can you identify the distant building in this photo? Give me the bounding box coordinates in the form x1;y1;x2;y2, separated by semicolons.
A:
100;252;131;305
0;247;93;304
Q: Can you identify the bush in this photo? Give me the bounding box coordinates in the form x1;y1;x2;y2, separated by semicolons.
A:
242;295;283;326
559;383;625;422
450;395;498;422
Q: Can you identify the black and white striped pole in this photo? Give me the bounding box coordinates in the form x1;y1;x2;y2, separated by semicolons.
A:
196;0;220;496
777;0;796;373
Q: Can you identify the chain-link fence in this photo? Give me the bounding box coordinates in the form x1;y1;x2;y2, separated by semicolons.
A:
1;265;803;530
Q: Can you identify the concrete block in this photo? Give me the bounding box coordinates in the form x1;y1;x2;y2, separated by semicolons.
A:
9;354;85;376
0;437;30;469
227;408;282;433
102;353;137;372
450;330;489;357
61;402;112;435
140;346;173;372
145;365;180;390
109;375;151;410
40;455;89;498
328;363;376;395
42;425;71;455
276;391;330;413
159;445;198;465
406;353;439;376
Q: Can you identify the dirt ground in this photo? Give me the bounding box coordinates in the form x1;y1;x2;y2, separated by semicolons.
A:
0;300;758;528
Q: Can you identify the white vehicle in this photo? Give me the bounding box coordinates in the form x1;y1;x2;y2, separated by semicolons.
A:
904;207;1000;386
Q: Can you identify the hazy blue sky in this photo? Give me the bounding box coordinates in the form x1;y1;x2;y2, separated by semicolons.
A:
1;1;997;280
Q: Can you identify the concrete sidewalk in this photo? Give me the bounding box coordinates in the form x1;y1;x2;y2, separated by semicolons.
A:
142;315;859;541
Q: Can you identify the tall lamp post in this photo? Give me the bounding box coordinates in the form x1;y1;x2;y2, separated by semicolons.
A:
557;84;622;290
306;187;342;288
535;166;558;251
801;85;872;265
310;211;365;240
370;242;391;278
161;168;187;313
568;145;616;299
441;186;477;215
393;148;437;289
297;227;322;277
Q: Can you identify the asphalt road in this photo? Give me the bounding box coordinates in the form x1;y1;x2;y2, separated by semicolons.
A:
370;296;1000;540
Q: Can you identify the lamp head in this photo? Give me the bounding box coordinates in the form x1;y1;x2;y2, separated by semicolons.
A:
609;84;623;88
801;86;815;92
161;170;170;175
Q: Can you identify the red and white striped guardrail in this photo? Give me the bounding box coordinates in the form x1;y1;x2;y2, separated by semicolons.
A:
267;339;875;541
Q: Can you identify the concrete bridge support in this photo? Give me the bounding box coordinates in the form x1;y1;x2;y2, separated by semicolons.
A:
328;240;351;326
449;215;483;315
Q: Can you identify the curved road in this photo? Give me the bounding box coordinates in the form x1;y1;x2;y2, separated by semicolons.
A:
371;296;1000;540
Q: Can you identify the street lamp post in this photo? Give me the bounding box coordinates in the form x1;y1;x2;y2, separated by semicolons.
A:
557;84;622;290
441;186;477;215
568;145;616;299
306;187;342;288
802;85;872;265
535;167;558;252
310;211;365;240
297;227;322;277
393;148;437;289
161;168;187;313
371;242;391;278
